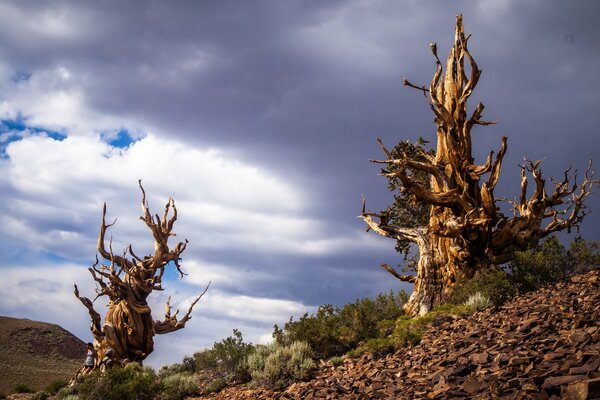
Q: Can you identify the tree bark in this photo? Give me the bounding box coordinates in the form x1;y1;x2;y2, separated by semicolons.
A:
74;181;209;364
362;15;598;316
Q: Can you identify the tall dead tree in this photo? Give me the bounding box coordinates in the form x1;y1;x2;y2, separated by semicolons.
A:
361;15;598;316
75;181;209;364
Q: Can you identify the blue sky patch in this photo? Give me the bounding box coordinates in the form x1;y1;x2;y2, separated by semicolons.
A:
0;117;66;158
100;129;142;149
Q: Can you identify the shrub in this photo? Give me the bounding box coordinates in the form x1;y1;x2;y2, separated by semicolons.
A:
393;315;424;347
160;372;199;400
330;356;344;367
273;291;409;358
203;378;226;394
247;341;315;390
363;338;395;357
158;363;186;379
31;392;49;400
465;292;492;311
507;236;600;292
13;384;35;393
345;348;364;358
450;269;515;306
44;380;68;395
57;363;160;400
393;303;473;347
190;329;253;383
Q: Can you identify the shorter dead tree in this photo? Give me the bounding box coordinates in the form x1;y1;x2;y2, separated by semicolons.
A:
75;181;209;365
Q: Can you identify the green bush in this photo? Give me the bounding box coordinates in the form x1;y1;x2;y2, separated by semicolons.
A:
57;363;160;400
158;363;188;379
345;347;364;358
450;269;515;306
507;236;600;292
191;329;253;383
273;291;409;358
44;380;68;395
247;341;315;390
363;338;395;357
330;356;344;367
13;384;35;393
160;372;199;400
203;378;226;394
393;315;425;347
393;303;472;347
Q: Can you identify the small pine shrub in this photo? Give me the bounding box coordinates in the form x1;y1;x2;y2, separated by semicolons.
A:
508;236;600;292
362;338;395;357
393;303;473;348
160;372;199;400
158;363;188;379
191;329;253;383
247;341;315;390
203;378;226;394
345;348;364;358
57;363;160;400
330;356;344;367
465;292;492;311
273;291;409;359
393;315;424;347
450;269;515;306
45;380;68;395
13;384;35;393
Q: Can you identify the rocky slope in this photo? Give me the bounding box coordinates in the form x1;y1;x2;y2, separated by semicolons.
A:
0;316;86;394
198;269;600;399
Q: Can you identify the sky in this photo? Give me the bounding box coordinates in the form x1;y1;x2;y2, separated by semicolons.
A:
0;0;599;368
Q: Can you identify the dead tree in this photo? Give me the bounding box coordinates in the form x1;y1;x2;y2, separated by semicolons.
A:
74;181;209;364
361;15;598;316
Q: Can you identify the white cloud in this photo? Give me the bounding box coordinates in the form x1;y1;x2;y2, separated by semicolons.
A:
0;262;311;369
0;132;386;261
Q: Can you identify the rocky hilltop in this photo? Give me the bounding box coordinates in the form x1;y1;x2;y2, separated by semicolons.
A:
200;269;600;399
0;316;86;394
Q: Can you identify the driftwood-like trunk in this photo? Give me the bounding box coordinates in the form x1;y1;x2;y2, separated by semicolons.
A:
74;181;209;364
362;16;597;316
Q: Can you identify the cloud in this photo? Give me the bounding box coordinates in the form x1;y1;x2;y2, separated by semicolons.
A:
0;262;311;369
0;0;598;370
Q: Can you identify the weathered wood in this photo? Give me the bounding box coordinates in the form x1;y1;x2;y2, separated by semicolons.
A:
361;15;598;316
75;181;209;365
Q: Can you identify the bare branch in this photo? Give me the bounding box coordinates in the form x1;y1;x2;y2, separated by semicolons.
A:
154;282;211;334
73;284;103;341
403;77;429;97
381;263;417;283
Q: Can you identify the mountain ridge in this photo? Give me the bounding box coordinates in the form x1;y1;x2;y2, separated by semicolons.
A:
0;315;86;394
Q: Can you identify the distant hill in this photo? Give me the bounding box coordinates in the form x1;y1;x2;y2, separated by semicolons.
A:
0;316;86;394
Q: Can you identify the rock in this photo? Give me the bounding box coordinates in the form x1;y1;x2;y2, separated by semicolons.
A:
197;269;600;400
542;374;587;388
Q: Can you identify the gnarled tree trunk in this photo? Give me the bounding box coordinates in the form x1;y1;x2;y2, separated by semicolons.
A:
362;15;597;316
74;181;209;364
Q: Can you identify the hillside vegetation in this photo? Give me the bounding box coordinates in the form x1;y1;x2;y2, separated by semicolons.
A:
198;268;600;399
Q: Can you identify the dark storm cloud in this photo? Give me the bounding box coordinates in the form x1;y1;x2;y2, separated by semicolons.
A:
1;0;599;311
